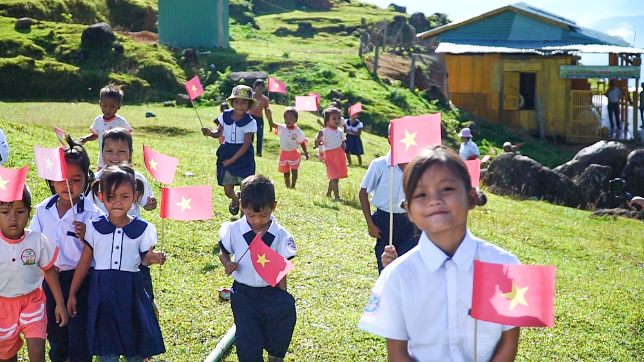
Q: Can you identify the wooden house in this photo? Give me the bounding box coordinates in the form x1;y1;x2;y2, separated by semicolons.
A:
418;2;643;143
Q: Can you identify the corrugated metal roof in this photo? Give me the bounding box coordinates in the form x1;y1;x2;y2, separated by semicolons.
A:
541;44;644;54
435;42;555;55
509;2;577;27
435;42;644;55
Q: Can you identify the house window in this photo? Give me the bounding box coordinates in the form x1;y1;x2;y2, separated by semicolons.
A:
519;73;536;110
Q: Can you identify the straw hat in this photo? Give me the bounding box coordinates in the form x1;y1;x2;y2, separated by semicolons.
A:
227;85;258;107
458;128;472;138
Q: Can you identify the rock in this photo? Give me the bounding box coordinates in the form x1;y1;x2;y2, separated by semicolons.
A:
15;17;36;30
183;48;197;62
484;153;583;208
298;22;313;31
113;42;124;54
163;101;175;107
389;3;407;13
228;71;268;86
409;12;431;33
81;23;116;47
618;149;644;197
553;141;630;179
176;94;192;106
573;164;613;207
394;15;407;24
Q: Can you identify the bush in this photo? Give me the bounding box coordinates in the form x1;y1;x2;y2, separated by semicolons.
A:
388;87;408;110
0;0;107;24
106;0;157;32
137;59;182;98
0;37;46;59
229;0;257;27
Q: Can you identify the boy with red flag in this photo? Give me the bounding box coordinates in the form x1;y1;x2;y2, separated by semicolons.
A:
218;175;297;362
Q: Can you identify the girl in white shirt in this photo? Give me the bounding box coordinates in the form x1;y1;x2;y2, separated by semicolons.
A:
315;107;347;200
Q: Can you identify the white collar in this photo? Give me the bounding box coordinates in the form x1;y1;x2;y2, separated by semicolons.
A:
419;230;478;273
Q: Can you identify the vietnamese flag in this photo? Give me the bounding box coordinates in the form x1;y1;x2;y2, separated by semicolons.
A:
34;146;67;181
184;76;204;101
143;145;179;185
268;78;287;94
308;92;321;106
0;166;28;202
465;159;481;187
248;233;294;287
295;96;318;111
160;185;212;221
390;113;442;165
54;127;66;145
471;260;556;327
349;102;363;116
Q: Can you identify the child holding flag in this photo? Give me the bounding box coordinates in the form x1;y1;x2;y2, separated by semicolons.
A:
30;136;101;362
345;108;364;166
201;85;258;215
218;175;297;362
78;84;132;170
359;146;521;361
67;165;166;361
315;107;347;200
267;107;309;189
0;184;69;362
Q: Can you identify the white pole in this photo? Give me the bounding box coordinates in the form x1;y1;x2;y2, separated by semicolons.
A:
389;165;394;246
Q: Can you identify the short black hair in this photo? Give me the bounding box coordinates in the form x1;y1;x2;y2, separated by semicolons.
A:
253;79;265;88
102;127;133;158
100;83;124;103
284;107;298;120
240;175;275;212
92;164;143;203
0;185;32;210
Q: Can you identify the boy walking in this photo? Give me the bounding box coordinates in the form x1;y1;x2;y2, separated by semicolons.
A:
250;79;273;157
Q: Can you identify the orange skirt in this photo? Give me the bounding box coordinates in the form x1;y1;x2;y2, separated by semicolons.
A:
278;149;301;173
0;288;47;359
324;147;348;179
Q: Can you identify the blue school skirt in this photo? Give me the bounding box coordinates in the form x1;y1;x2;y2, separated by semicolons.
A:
216;142;256;185
345;134;364;155
87;270;165;358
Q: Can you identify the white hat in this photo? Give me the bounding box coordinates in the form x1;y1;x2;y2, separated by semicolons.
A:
458;128;472;138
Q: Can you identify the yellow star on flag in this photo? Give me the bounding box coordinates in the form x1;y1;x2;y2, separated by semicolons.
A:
502;281;529;311
0;175;9;191
273;82;280;89
256;253;270;267
191;85;197;93
44;157;54;170
148;158;159;170
305;100;312;106
176;196;192;212
399;129;418;151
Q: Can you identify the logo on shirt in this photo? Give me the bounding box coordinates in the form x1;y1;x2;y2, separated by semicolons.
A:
21;249;36;266
286;236;297;252
363;292;380;316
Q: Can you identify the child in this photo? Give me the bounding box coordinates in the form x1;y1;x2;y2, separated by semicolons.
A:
67;165;166;361
359;125;417;273
218;175;297;362
213;102;229;144
268;107;310;189
345;111;364;166
359;145;521;361
458;127;480;161
29;135;101;362
315;107;347;200
249;79;273;157
79;84;133;170
0;185;68;362
201;85;258;215
0;126;8;165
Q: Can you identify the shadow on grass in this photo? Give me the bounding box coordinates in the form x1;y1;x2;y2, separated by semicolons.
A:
138;125;195;137
202;262;221;272
314;200;339;210
340;198;361;210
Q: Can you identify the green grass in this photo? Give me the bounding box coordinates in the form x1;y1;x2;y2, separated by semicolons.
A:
2;101;644;361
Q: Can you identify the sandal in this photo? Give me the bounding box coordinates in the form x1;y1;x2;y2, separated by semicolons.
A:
229;191;241;215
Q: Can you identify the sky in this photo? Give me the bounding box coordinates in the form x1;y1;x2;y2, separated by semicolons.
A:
363;0;644;81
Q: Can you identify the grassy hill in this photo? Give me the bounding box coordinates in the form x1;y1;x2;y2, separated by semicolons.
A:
1;101;643;361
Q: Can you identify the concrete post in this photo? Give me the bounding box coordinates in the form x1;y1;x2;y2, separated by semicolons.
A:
409;54;416;92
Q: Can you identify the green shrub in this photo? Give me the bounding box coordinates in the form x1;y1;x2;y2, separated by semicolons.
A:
388;87;408;110
229;0;256;27
0;37;46;59
106;0;157;32
137;59;182;98
0;0;106;24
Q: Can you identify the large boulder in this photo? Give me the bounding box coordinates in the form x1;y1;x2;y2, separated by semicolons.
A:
620;149;644;197
553;141;629;179
574;164;613;207
389;3;407;13
228;71;268;86
15;17;36;30
410;12;431;33
484;153;583;207
81;23;116;48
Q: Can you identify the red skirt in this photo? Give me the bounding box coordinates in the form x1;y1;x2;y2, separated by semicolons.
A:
324;147;348;179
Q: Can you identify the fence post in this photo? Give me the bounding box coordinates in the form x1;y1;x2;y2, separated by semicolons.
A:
409;54;416;92
373;42;380;77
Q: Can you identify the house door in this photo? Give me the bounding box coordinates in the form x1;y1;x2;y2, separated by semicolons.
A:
501;72;520;127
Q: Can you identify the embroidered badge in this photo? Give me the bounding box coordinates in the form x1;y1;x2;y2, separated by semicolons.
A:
21;249;36;266
363;292;380;316
287;236;297;252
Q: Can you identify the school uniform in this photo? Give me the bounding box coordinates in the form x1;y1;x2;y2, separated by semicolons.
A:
0;230;58;360
361;152;418;272
89;115;132;170
345;119;364;155
459;140;480;161
320;127;347;179
83;215;165;359
219;215;297;362
216;109;257;185
29;195;102;362
0;127;8;165
359;231;520;362
275;123;307;173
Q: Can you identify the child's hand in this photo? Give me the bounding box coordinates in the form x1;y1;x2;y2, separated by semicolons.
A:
67;294;78;318
381;245;398;269
73;221;86;241
367;222;382;238
147;246;167;265
224;261;239;275
222;159;233;167
144;196;158;210
201;127;212;137
56;302;69;327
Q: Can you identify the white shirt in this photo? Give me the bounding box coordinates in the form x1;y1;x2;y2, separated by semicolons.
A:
359;231;520;362
320;127;345;151
89;115;132;169
0;128;8;165
345;119;364;133
217;114;258;144
219;215;297;287
29;195;103;271
84;216;157;272
92;169;153;218
0;230;59;298
360;152;405;214
606;87;622;103
459;140;480;161
275;124;307;152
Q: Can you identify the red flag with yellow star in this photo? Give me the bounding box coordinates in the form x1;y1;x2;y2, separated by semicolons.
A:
349;102;362;116
295;96;318;111
0;166;28;202
34;146;67;181
268;78;287;94
143;145;178;185
184;76;204;101
390;113;442;165
247;233;294;287
160;185;212;221
471;260;556;327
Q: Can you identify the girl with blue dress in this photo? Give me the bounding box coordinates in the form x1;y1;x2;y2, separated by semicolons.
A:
345;112;364;166
67;165;166;362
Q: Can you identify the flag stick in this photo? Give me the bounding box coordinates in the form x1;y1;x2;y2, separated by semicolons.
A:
190;100;205;128
473;318;478;362
159;183;166;281
238;231;261;263
389;164;394;246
